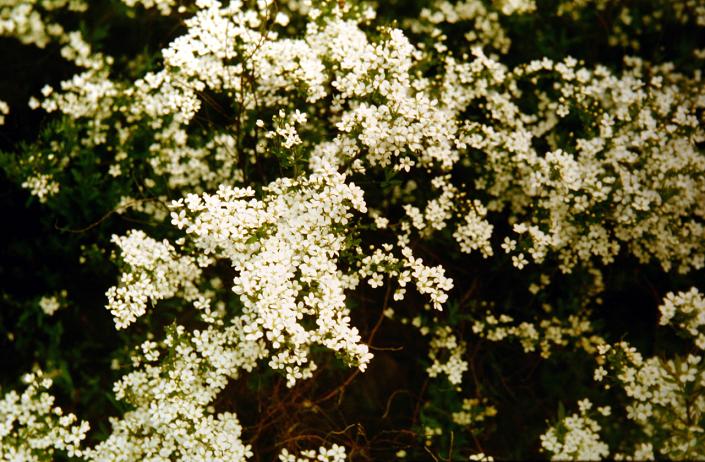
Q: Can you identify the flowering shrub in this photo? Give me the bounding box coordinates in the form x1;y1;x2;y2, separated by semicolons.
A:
1;0;704;460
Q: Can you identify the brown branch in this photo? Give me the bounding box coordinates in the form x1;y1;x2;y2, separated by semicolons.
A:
382;389;412;419
424;445;440;462
54;197;168;234
412;377;429;426
447;430;454;462
315;283;393;404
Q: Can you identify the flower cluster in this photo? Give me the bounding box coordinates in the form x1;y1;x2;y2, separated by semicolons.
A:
595;339;705;459
86;321;261;461
456;51;705;273
427;325;468;386
451;397;497;428
20;173;60;203
0;99;8;125
170;161;373;386
106;230;203;329
38;291;67;316
471;308;604;358
540;398;610;461
0;371;90;462
557;0;705;49
659;287;705;349
279;444;346;462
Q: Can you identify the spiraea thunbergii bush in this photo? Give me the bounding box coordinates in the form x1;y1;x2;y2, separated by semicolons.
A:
1;0;704;460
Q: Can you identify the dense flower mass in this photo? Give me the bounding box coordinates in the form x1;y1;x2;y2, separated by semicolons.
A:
1;0;704;460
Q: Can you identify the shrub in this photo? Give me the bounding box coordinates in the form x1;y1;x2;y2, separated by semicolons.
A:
1;0;704;460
